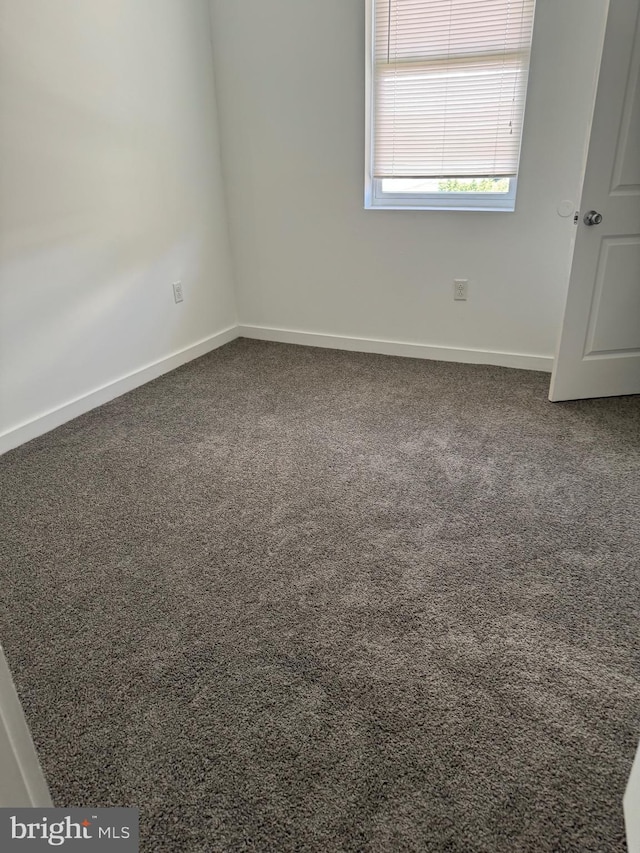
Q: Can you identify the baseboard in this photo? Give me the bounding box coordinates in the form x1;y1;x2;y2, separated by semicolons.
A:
0;326;239;456
1;323;553;456
237;325;554;373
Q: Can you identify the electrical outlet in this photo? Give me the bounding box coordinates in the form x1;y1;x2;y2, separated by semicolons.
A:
172;281;184;303
453;279;468;301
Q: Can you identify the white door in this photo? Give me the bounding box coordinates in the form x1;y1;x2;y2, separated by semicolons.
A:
626;740;640;853
0;645;52;807
549;0;640;402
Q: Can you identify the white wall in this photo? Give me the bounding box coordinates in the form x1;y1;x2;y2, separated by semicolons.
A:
209;0;609;365
0;0;237;451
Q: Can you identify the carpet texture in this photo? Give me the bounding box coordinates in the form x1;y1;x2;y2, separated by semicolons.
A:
1;338;639;852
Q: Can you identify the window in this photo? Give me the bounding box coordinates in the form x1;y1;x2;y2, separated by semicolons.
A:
365;0;536;211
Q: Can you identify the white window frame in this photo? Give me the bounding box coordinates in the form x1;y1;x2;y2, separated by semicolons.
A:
369;177;518;212
364;0;524;213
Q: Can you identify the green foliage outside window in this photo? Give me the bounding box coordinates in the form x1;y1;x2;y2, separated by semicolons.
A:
437;177;510;193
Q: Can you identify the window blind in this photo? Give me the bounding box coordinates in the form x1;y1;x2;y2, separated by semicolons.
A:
373;0;536;179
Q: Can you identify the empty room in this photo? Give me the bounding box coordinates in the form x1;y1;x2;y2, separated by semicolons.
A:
1;0;639;851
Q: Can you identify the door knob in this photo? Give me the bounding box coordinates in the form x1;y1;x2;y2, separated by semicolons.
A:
583;210;603;226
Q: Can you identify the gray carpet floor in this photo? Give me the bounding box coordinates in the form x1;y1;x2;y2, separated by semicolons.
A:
1;338;639;852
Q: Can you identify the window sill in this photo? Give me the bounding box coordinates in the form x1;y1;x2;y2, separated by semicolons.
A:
364;202;515;212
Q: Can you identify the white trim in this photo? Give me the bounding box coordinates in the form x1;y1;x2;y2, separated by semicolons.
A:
0;645;52;807
0;326;239;456
364;0;375;209
238;325;553;372
369;177;518;212
625;739;640;853
1;323;552;456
